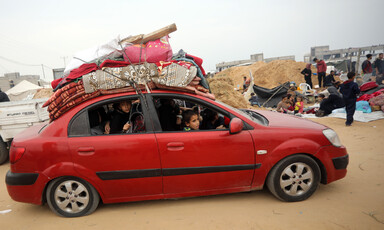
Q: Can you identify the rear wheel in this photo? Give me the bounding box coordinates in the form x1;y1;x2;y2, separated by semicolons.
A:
267;154;320;202
0;138;9;165
46;177;100;217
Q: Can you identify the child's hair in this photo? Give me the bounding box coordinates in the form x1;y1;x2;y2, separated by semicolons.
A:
318;94;325;99
182;110;198;126
296;95;303;101
347;72;356;79
251;93;255;96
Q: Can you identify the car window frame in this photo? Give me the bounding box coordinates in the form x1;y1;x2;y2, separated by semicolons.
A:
68;94;154;137
146;93;253;133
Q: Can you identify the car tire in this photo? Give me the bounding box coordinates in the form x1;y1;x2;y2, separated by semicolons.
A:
46;177;100;217
266;154;321;202
0;138;9;165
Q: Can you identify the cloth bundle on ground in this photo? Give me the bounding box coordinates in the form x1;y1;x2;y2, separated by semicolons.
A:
357;89;384;102
368;93;384;112
360;82;378;92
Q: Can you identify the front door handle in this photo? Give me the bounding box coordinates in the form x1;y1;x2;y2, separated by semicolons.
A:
167;142;184;151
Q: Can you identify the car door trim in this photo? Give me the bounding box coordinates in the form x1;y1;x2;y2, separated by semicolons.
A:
96;164;261;180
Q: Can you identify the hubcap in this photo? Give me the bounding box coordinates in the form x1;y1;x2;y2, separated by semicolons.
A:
54;180;89;214
280;162;313;196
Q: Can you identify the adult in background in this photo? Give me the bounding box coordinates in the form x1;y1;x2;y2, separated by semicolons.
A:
300;63;313;88
0;88;10;102
362;54;373;83
243;76;250;92
374;53;384;85
324;70;336;87
313;58;327;88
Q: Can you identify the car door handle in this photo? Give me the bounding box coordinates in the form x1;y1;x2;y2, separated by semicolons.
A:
167;142;184;151
77;147;95;155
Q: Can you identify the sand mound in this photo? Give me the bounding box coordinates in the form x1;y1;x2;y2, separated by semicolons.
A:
208;77;248;108
33;88;53;99
215;62;266;89
208;60;321;108
215;60;318;89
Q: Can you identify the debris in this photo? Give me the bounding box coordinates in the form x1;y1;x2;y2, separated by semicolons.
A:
0;209;12;214
362;211;384;224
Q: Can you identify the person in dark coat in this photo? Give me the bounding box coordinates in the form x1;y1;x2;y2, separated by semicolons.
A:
340;72;360;126
324;70;336;87
300;63;313;88
0;88;10;102
362;54;373;83
109;100;132;134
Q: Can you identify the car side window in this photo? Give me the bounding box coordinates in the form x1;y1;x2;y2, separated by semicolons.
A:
69;96;147;137
153;96;230;132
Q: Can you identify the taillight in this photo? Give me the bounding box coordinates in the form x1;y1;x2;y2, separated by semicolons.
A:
10;146;26;164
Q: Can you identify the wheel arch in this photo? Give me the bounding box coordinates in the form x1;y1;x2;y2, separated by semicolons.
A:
264;153;327;187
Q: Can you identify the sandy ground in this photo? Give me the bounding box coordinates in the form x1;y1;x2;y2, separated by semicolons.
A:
0;117;383;230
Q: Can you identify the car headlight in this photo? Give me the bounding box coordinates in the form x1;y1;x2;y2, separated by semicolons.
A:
322;129;342;147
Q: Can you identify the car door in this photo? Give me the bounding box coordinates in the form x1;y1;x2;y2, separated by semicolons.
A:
149;94;256;195
67;95;162;201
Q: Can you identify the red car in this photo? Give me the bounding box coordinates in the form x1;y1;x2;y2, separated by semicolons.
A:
6;90;348;217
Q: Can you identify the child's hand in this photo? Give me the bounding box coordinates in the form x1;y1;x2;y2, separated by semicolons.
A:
123;122;131;132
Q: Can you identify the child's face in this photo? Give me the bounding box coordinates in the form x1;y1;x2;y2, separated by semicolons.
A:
119;101;131;113
186;115;200;130
297;97;302;102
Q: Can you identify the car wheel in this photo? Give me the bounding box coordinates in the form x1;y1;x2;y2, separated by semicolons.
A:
46;177;99;217
267;154;320;202
0;138;9;165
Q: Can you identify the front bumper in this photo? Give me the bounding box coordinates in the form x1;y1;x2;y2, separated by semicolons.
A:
314;145;348;184
332;154;349;170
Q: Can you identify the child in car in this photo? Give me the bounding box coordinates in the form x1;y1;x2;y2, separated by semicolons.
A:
182;110;200;131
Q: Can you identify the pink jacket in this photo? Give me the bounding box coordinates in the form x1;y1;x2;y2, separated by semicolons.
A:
316;60;327;73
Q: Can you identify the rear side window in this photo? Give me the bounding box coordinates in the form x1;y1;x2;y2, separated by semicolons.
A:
68;111;89;137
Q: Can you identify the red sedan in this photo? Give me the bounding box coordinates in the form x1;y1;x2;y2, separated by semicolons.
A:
6;90;348;217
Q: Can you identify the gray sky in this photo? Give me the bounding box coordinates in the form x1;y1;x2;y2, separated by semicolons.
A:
0;0;383;81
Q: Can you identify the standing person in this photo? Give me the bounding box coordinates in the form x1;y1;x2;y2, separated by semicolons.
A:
324;70;336;87
300;63;313;88
374;53;384;85
362;54;373;83
340;72;360;126
313;58;327;88
0;88;10;102
243;76;250;92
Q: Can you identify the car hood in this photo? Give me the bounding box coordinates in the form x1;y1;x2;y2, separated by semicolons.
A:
255;110;327;130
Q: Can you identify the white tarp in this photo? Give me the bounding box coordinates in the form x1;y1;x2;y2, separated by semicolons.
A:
5;80;42;101
302;110;384;122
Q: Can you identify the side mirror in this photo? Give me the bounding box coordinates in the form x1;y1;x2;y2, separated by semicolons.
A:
229;118;243;134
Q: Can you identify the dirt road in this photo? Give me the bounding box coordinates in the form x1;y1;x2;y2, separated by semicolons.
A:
1;117;383;230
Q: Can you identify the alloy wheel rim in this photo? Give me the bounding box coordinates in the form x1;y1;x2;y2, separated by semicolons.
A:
280;162;313;196
54;180;89;214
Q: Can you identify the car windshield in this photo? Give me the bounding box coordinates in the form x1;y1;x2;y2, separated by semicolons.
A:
214;100;268;126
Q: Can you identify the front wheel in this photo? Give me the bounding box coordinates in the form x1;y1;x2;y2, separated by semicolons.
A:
267;154;321;202
46;177;100;217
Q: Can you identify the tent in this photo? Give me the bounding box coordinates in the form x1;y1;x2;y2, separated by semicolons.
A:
5;80;42;101
253;82;290;108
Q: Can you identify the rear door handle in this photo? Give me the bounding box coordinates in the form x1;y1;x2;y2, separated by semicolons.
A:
78;147;95;155
167;142;184;151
